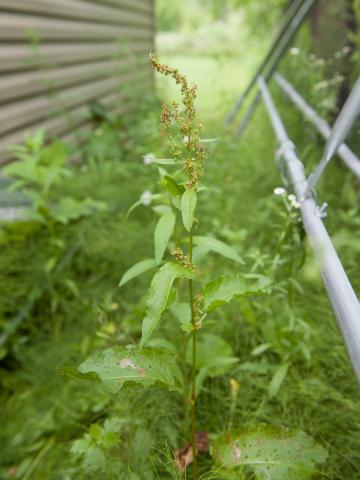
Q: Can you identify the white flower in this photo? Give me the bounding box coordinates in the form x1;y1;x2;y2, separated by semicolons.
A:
143;153;156;165
140;191;152;206
183;136;189;144
314;58;325;67
290;47;300;56
274;187;286;196
288;194;300;209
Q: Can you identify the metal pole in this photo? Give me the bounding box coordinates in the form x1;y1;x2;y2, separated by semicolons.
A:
304;75;360;197
234;0;317;138
275;73;360;180
257;75;360;384
224;0;304;126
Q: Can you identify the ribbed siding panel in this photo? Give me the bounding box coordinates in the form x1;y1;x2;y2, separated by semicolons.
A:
0;0;154;164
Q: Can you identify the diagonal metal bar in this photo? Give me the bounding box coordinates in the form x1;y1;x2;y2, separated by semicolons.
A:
275;73;360;180
233;0;317;137
224;0;304;126
304;75;360;197
257;75;360;385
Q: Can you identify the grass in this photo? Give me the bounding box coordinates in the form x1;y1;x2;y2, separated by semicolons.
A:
0;42;359;480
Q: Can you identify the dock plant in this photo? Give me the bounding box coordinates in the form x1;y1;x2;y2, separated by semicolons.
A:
75;55;328;479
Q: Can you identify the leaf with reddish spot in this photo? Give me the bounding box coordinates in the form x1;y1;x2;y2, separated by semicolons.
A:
78;345;182;393
212;425;327;479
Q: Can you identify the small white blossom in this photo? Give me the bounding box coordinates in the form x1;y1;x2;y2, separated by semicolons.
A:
140;191;152;206
274;187;286;196
183;135;189;144
290;47;300;56
143;153;156;165
288;194;300;209
314;58;325;67
314;80;328;91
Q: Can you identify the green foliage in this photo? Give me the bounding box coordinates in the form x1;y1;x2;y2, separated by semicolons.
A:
71;418;123;473
154;212;176;263
79;345;182;393
212;426;328;479
186;333;239;393
202;275;272;312
268;362;290;398
71;417;155;478
181;189;197;231
140;262;194;348
192;235;244;264
119;258;158;287
161;174;185;197
51;196;106;225
3;129;106;229
156;0;183;31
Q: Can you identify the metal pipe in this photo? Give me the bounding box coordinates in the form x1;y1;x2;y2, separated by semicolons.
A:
224;0;304;126
275;73;360;180
234;0;317;137
257;75;360;384
304;74;360;196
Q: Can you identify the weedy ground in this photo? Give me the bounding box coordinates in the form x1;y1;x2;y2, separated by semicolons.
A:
0;47;359;479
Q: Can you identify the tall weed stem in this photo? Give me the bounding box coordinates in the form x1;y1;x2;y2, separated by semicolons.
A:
188;231;197;479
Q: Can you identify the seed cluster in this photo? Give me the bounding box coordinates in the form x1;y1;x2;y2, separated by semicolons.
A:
149;53;206;190
171;248;196;272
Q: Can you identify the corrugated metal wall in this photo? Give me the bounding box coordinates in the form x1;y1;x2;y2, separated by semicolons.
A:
0;0;155;164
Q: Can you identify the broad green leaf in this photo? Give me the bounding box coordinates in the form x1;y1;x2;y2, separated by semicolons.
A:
181;189;197;232
79;345;182;393
140;262;194;348
161;175;185;197
212;425;328;479
268;363;290;398
119;259;157;287
192;236;244;264
202;275;272;312
154;212;175;264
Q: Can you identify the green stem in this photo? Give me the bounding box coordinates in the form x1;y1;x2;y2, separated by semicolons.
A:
188;230;197;480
